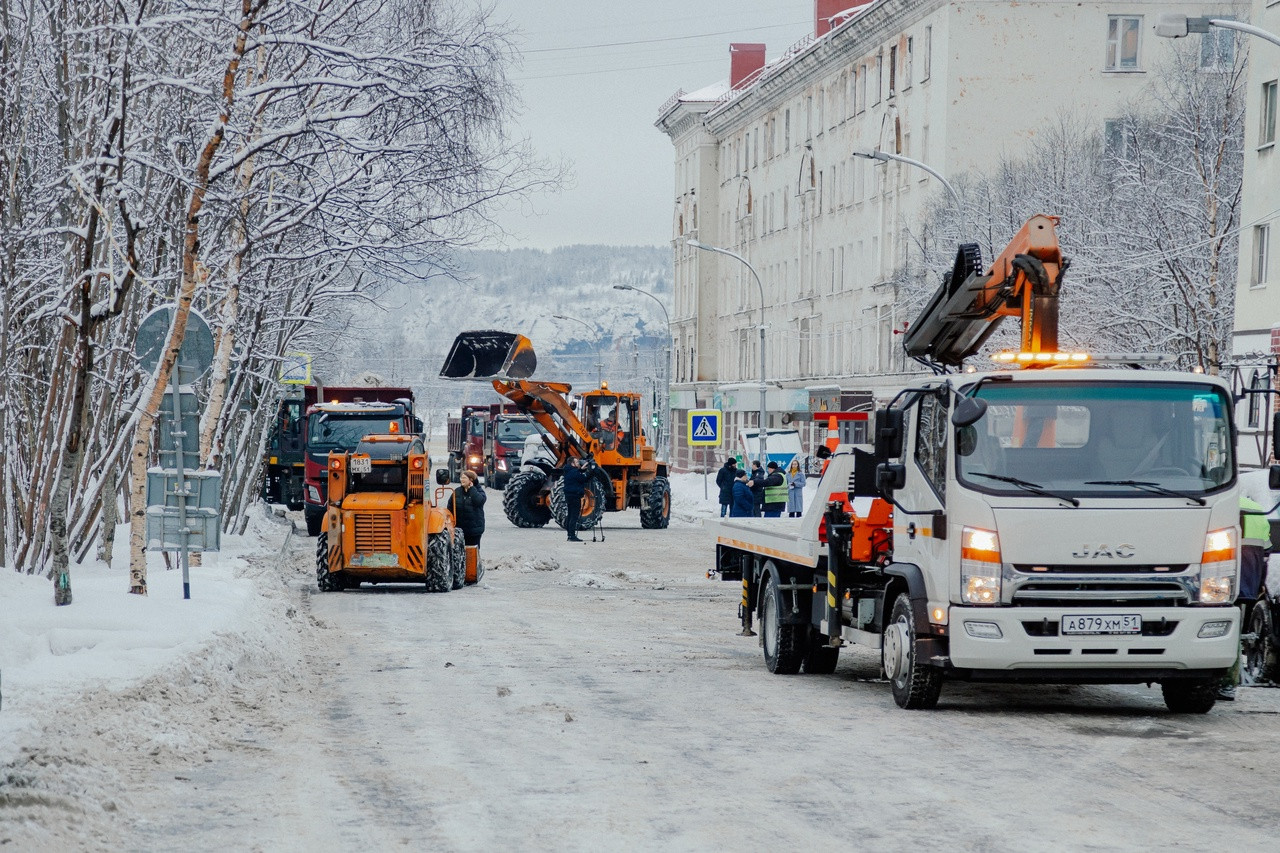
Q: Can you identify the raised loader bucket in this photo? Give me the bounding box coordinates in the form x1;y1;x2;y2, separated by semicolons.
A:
439;330;537;380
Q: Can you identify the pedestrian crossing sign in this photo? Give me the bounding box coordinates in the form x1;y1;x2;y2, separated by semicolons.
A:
687;409;722;447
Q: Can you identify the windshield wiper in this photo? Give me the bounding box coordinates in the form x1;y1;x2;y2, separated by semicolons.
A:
1084;480;1206;506
970;473;1080;507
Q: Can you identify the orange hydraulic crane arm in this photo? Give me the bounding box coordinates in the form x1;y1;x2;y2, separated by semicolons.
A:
491;378;599;463
902;214;1067;367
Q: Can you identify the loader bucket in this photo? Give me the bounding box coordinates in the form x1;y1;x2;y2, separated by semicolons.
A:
439;330;537;380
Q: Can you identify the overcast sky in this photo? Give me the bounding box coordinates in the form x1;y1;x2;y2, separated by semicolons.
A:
484;1;813;250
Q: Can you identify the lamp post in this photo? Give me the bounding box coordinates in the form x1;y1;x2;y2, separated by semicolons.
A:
1155;13;1280;49
685;239;768;466
613;283;672;457
553;314;603;387
852;148;962;210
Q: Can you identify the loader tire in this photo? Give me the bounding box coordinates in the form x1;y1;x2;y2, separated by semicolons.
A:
425;534;452;593
883;593;942;709
551;477;606;532
315;532;343;592
640;477;671;529
451;530;466;590
503;469;552;528
1244;599;1279;685
761;570;805;674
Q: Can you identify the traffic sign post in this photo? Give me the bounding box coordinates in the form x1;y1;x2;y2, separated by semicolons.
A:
280;352;312;384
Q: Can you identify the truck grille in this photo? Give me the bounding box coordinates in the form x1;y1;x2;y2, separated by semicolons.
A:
1010;582;1190;607
353;513;393;552
1012;564;1189;575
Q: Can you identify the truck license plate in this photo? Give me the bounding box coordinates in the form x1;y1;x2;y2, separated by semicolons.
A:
349;456;371;474
350;553;398;568
1061;614;1142;635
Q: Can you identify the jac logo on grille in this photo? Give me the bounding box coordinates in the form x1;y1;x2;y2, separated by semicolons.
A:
1072;544;1136;559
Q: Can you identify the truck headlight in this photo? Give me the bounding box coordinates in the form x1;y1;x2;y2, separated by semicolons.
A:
1198;527;1237;605
961;526;1002;605
468;455;481;465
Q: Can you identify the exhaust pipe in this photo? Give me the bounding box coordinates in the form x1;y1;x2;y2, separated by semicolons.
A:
439;331;537;380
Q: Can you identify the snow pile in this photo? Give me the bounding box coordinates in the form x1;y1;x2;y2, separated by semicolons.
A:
561;572;627;590
0;505;296;770
489;554;561;573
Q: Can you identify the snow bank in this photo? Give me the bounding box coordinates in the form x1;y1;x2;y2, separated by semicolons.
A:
0;505;294;768
489;554;561;573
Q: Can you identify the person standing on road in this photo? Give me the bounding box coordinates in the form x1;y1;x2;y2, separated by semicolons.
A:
786;458;806;518
730;471;755;517
562;457;588;542
715;457;738;517
448;470;486;547
749;460;766;517
762;461;787;517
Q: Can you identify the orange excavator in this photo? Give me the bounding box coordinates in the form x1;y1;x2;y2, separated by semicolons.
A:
440;331;671;532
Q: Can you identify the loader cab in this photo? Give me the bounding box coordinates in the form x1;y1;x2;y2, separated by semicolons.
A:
584;393;636;458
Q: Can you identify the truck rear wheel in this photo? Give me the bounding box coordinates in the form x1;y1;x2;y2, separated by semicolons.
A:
315;532;343;592
1161;678;1218;713
640;477;671;529
450;531;466;590
503;470;552;528
761;571;805;674
551;478;607;531
424;534;452;593
305;507;324;537
883;593;942;709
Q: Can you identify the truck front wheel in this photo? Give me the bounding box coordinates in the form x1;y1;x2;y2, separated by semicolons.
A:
1161;678;1218;713
883;593;942;709
761;571;805;674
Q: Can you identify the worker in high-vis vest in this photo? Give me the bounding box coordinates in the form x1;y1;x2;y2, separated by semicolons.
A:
1222;495;1272;700
761;461;787;517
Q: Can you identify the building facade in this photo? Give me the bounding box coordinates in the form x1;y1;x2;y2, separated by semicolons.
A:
657;0;1234;470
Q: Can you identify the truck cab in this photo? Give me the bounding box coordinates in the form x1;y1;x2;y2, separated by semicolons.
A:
873;368;1240;708
486;413;538;489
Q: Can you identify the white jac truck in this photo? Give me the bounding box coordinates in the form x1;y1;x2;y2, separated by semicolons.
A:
707;216;1268;712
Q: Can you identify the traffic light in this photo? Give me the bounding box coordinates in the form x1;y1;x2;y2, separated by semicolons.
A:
650;412;659;429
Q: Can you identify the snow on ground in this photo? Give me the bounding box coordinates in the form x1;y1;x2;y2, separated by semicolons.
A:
0;505;295;769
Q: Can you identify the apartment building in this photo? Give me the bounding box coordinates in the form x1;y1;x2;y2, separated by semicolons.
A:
657;0;1232;469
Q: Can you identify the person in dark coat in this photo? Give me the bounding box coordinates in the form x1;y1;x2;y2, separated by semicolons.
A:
448;469;486;546
730;472;755;517
749;460;766;517
761;461;787;517
715;457;738;517
561;457;588;542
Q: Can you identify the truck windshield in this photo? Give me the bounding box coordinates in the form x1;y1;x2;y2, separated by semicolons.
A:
956;381;1233;498
496;419;538;443
307;413;401;455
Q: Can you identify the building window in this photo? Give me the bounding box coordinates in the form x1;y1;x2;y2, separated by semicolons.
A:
784;109;791;150
923;26;932;81
1106;16;1141;71
858;64;867;111
1200;23;1235;71
1262;80;1277;146
905;36;913;88
874;53;883;104
889;45;897;95
1252;223;1271;286
848;69;857;117
1104;119;1131;159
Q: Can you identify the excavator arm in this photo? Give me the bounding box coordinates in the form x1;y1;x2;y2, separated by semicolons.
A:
902;214;1066;368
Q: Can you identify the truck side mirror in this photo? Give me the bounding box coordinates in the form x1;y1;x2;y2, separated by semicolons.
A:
435;469;451;485
876;462;906;497
952;397;987;428
873;409;905;460
1270;465;1280;491
1272;410;1280;461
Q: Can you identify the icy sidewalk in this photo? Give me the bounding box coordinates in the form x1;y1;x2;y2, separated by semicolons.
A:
0;505;294;768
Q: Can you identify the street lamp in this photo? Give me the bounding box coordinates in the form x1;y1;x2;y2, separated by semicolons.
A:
852;148;962;210
685;238;769;466
553;314;603;387
1155;13;1280;49
613;284;672;457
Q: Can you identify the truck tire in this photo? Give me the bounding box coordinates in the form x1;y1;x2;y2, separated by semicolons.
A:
1161;678;1218;713
551;477;607;531
640;477;671;529
448;455;460;484
315;532;343;592
761;571;805;674
503;469;552;528
305;507;324;537
883;593;942;709
802;631;840;674
1244;599;1278;684
450;531;466;590
424;534;452;593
